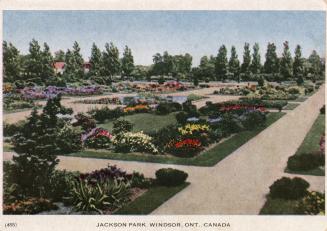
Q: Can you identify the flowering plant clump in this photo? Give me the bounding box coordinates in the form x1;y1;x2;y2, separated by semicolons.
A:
178;124;210;136
167;138;203;157
113;131;158;154
74;97;122;105
82;127;113;149
297;191;325;215
123;104;150;114
220;104;266;113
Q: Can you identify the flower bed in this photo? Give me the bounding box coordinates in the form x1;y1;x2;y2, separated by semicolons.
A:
73;97;121;105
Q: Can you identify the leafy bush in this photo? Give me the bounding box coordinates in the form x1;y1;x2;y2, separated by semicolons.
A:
3;161;25;204
320;105;325;114
3;198;58;214
269;177;309;200
240;111;266;130
83;128;113;149
56;123;82;154
155;168;188;186
287;86;301;94
112;119;133;134
3;121;26;137
72;113;96;131
150;125;179;153
130;171;152;188
175;111;188;124
48;170;78;202
88;107;123;123
68;178;131;214
287;153;325;171
156;102;182;115
297;191;325;215
113;131;158;154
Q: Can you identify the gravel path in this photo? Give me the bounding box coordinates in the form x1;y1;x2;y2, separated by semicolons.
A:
2;85;324;214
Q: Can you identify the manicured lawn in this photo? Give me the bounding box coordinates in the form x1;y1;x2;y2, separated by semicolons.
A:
260;197;302;215
291;97;308;102
114;183;189;215
285;114;325;176
68;112;285;166
99;112;178;133
283;103;300;110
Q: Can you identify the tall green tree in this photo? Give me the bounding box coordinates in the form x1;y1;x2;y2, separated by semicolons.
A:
162;51;174;75
308;50;323;80
24;39;43;84
41;42;55;83
3;41;22;83
228;46;240;82
121;45;135;78
152;53;164;76
89;43;102;76
199;55;215;81
64;41;84;80
54;50;65;62
264;42;279;74
250;43;261;74
102;42;121;82
11;96;71;197
280;41;293;79
215;45;228;81
293;45;304;84
241;43;251;80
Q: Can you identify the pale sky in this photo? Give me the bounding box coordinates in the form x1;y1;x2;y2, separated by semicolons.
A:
3;10;326;66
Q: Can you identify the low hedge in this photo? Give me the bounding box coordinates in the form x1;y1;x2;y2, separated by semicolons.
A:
155;168;188;187
269;177;309;200
287;153;325;171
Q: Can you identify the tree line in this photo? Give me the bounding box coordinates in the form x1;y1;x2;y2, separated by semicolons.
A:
3;39;325;87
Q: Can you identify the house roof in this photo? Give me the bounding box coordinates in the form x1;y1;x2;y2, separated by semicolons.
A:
53;62;65;69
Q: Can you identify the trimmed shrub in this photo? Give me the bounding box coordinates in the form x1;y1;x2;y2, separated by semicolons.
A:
175;111;188;125
320;105;325;114
48;170;78;202
112;119;133;134
155;168;188;186
287;153;325;171
3;121;26;137
269;177;309;200
150;125;179;153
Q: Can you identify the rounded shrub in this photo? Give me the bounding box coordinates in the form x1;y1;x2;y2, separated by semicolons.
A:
269;177;309;200
155;168;188;186
287;154;325;171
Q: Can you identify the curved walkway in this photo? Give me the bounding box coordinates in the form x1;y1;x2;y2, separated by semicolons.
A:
3;86;325;214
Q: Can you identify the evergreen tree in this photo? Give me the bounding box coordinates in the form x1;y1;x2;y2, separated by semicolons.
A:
228;46;240;82
41;42;55;83
102;42;121;83
89;43;102;77
308;50;323;80
264;42;279;74
241;43;251;80
293;45;304;84
64;41;85;80
280;41;293;79
199;56;215;81
54;50;66;62
3;41;22;83
121;45;135;78
250;43;261;74
25;39;43;84
11;96;71;197
215;45;228;81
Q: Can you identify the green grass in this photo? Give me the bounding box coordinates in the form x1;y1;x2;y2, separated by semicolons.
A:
291;97;308;102
68;112;285;166
285;114;325;176
114;183;189;215
3;142;13;152
260;197;302;215
99;113;178;133
283;103;300;110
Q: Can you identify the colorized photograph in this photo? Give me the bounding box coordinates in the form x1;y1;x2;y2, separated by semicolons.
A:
2;10;325;215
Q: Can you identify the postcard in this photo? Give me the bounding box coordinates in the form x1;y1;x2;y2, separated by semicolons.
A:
0;0;326;230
